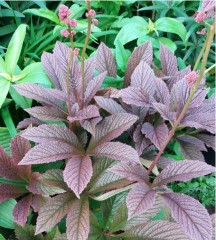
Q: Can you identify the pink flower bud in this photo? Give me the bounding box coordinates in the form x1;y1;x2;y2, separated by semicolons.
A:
60;29;70;38
195;11;206;23
197;28;206;35
71;30;76;36
58;4;71;21
73;48;80;56
92;18;98;25
185;71;197;88
86;9;96;18
69;19;78;28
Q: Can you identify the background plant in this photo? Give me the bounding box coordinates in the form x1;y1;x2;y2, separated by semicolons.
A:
0;0;215;239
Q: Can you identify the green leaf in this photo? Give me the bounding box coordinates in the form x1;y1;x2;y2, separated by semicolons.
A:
158;37;177;52
0;127;11;154
155;17;187;42
5;24;27;75
0;199;17;229
0;78;10;108
0;55;6;72
114;21;149;46
15;224;44;240
115;40;130;72
0;24;17;37
101;76;123;89
23;9;60;24
0;234;6;240
9;85;32;109
1;107;17;137
17;62;51;86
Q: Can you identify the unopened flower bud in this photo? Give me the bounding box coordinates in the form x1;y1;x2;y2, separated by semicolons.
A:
70;19;77;28
60;29;70;38
58;4;71;21
73;48;80;56
197;28;206;35
185;71;197;88
92;18;98;25
195;11;206;23
86;9;96;18
71;30;76;36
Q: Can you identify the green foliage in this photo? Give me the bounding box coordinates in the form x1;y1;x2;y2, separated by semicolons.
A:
0;199;17;229
169;173;215;207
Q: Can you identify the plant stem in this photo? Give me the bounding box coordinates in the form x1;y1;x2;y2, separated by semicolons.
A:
147;22;215;175
81;0;92;105
205;63;216;74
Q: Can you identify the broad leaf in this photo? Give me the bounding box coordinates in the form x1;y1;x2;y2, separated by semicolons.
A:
162;192;212;240
96;42;116;78
0;198;17;229
142;122;169;150
25;106;67;122
23;9;60;24
14;83;62;108
119;220;190;239
13;194;32;226
27;170;66;197
126;183;156;219
84;72;106;105
194;134;215;151
64;156;92;198
91;142;140;163
15;224;44;240
89;113;138;146
0;78;10;108
5;24;27;75
94;96;126;114
160;43;178;77
154;160;215;186
155;17;187;42
19;142;77;165
124;41;153;87
0;184;27;202
22;124;82;151
66;196;90;240
36;193;73;234
109;161;149;183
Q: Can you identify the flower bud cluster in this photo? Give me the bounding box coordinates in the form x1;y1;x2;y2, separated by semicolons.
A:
59;5;78;38
86;9;98;26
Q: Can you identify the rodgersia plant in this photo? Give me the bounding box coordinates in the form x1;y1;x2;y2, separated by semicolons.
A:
0;1;215;239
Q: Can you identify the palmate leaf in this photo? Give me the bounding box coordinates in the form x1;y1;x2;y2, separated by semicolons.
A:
153;160;215;186
63;156;93;198
25;106;67;122
124;196;164;230
119;220;190;239
0;184;27;202
94;96;126;114
96;42;117;78
133;124;150;156
155;77;170;106
22;124;83;151
109;161;149;183
162;192;212;240
81;117;102;137
14;83;63;108
68;105;100;122
89;113;138;146
15;224;44;240
66;196;90;240
89;157;131;194
126;183;157;219
160;43;178;77
31;195;49;213
17;117;43;129
124;41;153;87
84;57;96;87
116;86;152;107
131;61;156;95
27;170;67;197
194;134;215;151
13;194;32;226
84;72;106;106
36;193;74;234
19;142;78;165
153;102;176;122
141;122;169;150
90;142;140;163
